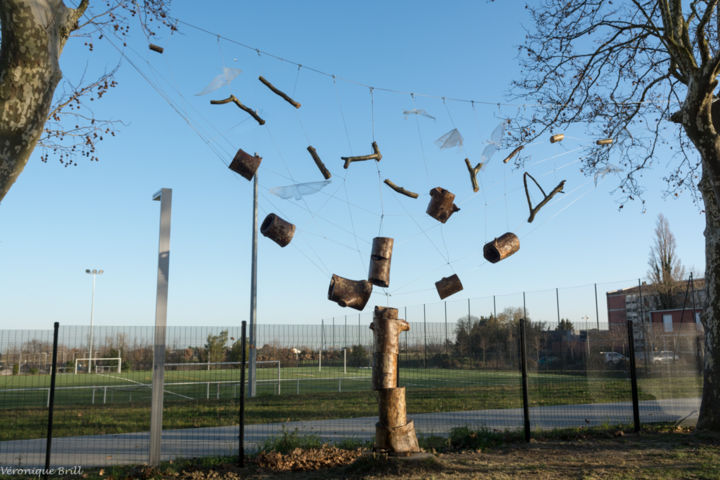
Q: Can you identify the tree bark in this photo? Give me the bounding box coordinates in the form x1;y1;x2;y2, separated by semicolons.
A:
0;0;86;203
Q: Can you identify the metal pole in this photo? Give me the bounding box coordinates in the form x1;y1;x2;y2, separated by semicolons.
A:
556;288;560;325
239;321;246;467
444;302;448;353
89;274;95;375
493;295;497;318
626;319;641;432
332;317;335;351
423;304;427;368
358;314;361;346
150;188;172;466
638;279;648;371
594;283;600;330
44;322;59;478
249;174;259;397
520;292;530;442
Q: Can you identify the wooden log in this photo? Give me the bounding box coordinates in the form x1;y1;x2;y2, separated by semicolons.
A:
502;145;524;164
210;95;265;125
596;138;613;145
483;232;520;263
258;75;301;108
372;352;398;390
148;43;164;54
383;179;418;199
260;213;295;247
228;149;262;180
307;146;331;179
342;142;382;168
550;133;564;143
375;420;420;454
426;187;460;223
327;274;373;311
370;312;409;354
368;237;394;287
378;387;407;428
435;274;463;300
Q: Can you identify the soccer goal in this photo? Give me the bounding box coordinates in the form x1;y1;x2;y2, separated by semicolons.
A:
164;360;282;393
74;357;122;374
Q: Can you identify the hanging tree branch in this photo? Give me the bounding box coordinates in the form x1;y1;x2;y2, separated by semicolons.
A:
307;145;331;179
523;172;566;223
502;145;524;164
259;76;301;108
384;179;418;199
210;95;265;125
341;141;382;169
464;158;483;192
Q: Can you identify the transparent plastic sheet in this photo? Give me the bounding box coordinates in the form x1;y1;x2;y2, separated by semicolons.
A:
270;180;331;200
402;108;435;120
434;128;463;149
194;67;243;96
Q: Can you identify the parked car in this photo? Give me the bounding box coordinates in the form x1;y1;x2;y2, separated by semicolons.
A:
652;351;679;363
601;351;626;366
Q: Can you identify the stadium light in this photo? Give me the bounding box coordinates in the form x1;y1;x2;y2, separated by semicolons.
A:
85;268;103;374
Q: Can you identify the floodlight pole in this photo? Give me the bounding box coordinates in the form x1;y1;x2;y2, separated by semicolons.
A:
150;188;172;466
248;174;258;397
85;268;103;374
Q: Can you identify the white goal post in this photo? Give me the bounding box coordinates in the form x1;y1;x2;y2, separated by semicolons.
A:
164;360;282;393
74;357;122;374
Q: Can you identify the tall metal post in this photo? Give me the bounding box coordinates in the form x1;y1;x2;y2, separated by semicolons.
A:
85;268;103;373
44;322;59;477
556;288;560;324
594;283;600;330
344;315;347;348
493;295;497;318
423;304;427;368
150;188;171;466
444;301;448;353
638;279;648;370
626;319;641;432
238;321;247;467
248;175;258;397
520;292;531;442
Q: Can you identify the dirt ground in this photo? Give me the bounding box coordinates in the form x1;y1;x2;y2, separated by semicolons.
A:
99;431;720;480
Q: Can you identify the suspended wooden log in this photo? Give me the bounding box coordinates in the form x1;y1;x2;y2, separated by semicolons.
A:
384;179;418;199
550;133;564;143
375;421;420;455
483;232;520;264
210;95;265;125
306;146;331;179
228;149;262;180
370;306;409;354
464;158;483;192
368;237;394;287
342;142;382;169
502;145;524;164
524;172;566;223
596;138;613;145
260;213;295;247
258;75;301;108
327;274;373;311
148;43;164;54
372;352;398;389
435;274;463;300
426;187;460;223
378;387;408;428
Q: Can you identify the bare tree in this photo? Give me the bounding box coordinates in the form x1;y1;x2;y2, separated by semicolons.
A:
511;0;720;430
0;0;173;203
648;213;686;307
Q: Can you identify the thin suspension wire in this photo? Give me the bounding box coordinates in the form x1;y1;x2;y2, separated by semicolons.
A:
410;93;430;180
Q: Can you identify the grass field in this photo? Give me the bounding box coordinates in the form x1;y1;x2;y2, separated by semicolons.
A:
0;365;702;441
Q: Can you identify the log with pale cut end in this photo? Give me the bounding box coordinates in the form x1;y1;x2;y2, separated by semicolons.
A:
378;387;408;428
370;308;409;354
550;133;564;143
149;43;164;53
260;213;295;247
228;148;262;180
368;237;394;287
426;187;460;223
327;274;373;311
596;138;613;145
372;352;398;390
435;274;463;299
483;232;520;263
375;421;420;455
307;146;331;179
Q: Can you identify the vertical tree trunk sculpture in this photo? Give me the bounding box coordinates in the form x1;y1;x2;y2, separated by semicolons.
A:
370;306;420;455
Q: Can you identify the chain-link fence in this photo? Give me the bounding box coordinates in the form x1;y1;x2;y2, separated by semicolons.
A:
0;278;705;468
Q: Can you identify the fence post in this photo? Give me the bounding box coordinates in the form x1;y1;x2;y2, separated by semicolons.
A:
626;319;641;433
520;294;531;443
444;301;448;353
44;322;59;478
239;320;246;467
423;304;427;368
594;283;600;330
343;348;347;374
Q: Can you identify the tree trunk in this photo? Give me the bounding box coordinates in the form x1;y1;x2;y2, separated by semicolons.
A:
0;0;85;203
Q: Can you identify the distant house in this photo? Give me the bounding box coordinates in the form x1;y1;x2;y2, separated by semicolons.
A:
606;277;705;357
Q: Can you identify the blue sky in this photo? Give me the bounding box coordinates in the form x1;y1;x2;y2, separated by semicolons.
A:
0;1;706;331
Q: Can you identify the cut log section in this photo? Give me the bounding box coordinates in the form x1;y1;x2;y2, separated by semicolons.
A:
228;149;262;180
435;274;463;300
378;387;408;428
372;352;398;390
426;187;460;223
384;179;418;199
368;237;394;287
260;213;295;247
327;274;373;311
375;421;420;455
550;133;564;143
307;146;331;179
259;75;301;108
370;308;409;354
596;138;613;145
483;232;520;263
148;44;164;54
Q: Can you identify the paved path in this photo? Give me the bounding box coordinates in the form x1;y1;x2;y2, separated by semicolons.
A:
0;398;699;468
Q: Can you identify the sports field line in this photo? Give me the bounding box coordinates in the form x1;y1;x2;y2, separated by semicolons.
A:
98;373;193;400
